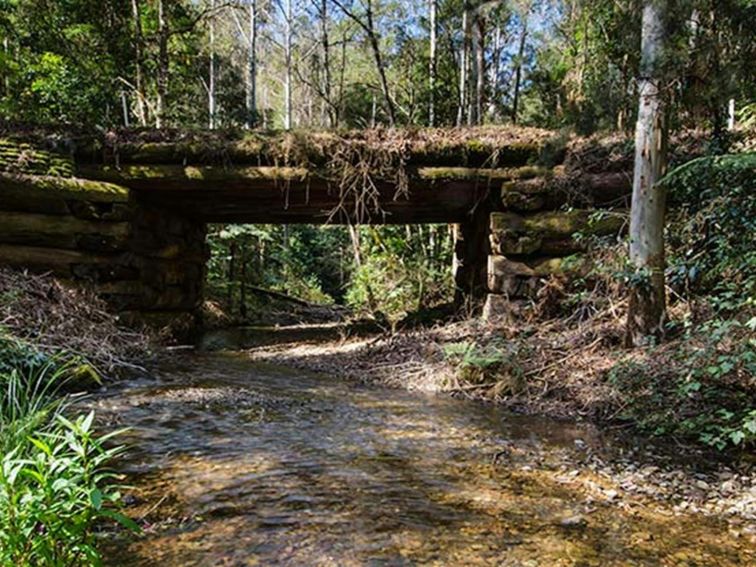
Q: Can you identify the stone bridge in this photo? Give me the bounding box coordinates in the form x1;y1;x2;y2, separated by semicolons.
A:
0;128;631;334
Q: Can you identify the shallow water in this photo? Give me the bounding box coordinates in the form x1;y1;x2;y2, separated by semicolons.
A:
90;352;754;566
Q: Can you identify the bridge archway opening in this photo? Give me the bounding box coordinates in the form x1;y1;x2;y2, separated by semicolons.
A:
203;222;463;325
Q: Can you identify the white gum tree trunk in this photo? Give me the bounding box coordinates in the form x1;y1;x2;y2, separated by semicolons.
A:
626;0;669;347
429;0;437;126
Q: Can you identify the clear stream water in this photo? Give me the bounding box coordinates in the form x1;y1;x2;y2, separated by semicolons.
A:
88;352;754;566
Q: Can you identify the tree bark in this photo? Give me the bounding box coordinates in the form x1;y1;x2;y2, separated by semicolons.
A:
156;0;169;128
457;5;471;126
209;0;217;130
473;12;486;125
246;0;257;128
511;11;528;124
626;0;669;347
283;0;293;130
320;0;335;127
428;0;437;126
487;24;502;121
131;0;147;126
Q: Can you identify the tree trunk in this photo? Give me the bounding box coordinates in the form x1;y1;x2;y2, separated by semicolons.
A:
626;0;669;347
457;5;471;126
332;0;396;126
246;0;257;128
131;0;147;126
283;0;293;130
487;25;502;121
365;1;396;126
428;0;437;126
473;13;486;125
320;0;335;127
209;0;217;130
511;13;528;124
156;0;169;128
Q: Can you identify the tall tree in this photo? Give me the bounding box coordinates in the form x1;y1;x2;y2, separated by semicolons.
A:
247;0;258;127
319;0;334;127
457;3;471;126
428;0;437;126
209;0;217;129
510;2;529;124
156;0;169;128
131;0;148;126
626;0;669;346
283;0;293;129
333;0;397;126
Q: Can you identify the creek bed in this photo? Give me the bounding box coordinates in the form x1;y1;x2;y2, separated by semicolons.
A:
88;352;754;566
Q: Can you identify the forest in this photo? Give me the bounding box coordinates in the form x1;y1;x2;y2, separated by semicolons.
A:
0;0;755;565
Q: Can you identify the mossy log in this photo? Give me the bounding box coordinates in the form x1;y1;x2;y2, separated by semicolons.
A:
417;165;548;182
501;171;632;212
489;209;626;256
0;211;130;251
81;163;550;190
78;164;310;190
0;174;130;212
0;244;135;281
70;127;555;169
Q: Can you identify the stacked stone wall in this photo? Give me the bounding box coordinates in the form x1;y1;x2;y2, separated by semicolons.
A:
483;170;632;320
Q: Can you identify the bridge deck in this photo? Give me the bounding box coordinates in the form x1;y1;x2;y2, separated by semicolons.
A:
79;164;547;224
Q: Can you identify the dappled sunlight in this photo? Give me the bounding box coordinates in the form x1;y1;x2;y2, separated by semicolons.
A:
83;353;755;565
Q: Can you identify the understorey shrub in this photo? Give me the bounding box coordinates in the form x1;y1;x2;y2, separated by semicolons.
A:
0;411;137;566
607;319;756;450
0;358;137;566
443;339;526;393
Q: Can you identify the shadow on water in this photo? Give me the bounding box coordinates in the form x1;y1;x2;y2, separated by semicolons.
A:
87;352;754;566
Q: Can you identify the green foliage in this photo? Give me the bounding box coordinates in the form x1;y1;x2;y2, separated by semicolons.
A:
206;222;454;322
663;153;756;311
0;333;136;565
344;225;453;320
0;358;70;456
443;339;524;388
0;411;136;566
0;332;53;377
608;319;756;450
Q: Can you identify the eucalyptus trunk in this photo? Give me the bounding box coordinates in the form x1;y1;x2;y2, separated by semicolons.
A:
428;0;437;126
457;5;471;126
209;0;217;130
156;0;169;128
511;13;527;124
626;0;669;347
246;0;257;128
131;0;147;126
283;0;293;130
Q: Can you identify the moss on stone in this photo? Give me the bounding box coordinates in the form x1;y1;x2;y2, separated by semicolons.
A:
0;138;75;177
491;210;625;240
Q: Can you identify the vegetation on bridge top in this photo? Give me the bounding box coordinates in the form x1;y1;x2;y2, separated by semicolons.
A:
1;123;557;168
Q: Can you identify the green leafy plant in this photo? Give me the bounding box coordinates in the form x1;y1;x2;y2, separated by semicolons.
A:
0;411;137;566
607;320;755;450
443;340;523;388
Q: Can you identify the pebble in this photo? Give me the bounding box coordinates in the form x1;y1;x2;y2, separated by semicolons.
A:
604;489;619;501
559;515;587;528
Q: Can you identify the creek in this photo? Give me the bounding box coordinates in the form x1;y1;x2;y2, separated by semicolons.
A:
88;352;752;566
